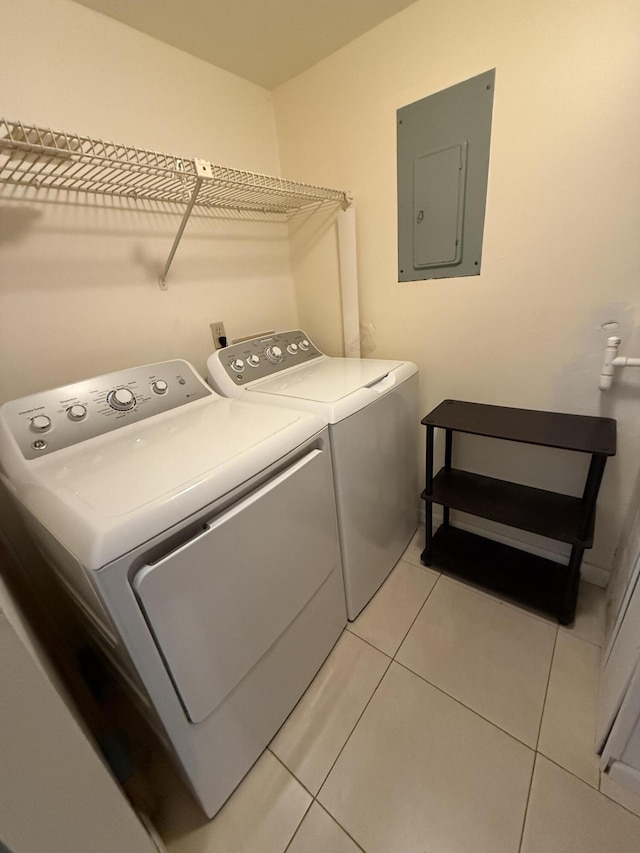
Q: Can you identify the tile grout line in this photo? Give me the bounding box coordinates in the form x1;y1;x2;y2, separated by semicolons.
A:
393;658;539;753
277;554;441;852
514;626;559;853
312;801;368;852
390;569;444;660
289;654;395;853
292;544;607;851
344;624;394;658
297;562;444;848
269;750;363;853
517;751;541;853
268;748;317;800
347;566;443;660
394;621;608;794
542;753;640;822
313;653;394;801
274;748;367;853
356;556;608;795
533;631;608;794
534;624;559;753
271;551;419;849
598;776;640;821
558;625;605;650
321;647;394;769
281;796;315;853
280;542;604;851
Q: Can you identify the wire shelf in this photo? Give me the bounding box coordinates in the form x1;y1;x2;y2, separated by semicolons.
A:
0;118;351;287
0;118;349;218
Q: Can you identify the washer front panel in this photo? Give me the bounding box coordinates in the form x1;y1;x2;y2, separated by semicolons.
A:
0;360;212;459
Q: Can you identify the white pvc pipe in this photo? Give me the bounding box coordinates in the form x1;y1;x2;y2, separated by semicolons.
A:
337;204;361;358
599;336;621;390
600;336;640;390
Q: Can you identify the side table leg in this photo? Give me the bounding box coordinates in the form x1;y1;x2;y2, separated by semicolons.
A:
421;425;435;566
559;545;584;625
443;429;453;529
559;453;607;624
578;454;607;541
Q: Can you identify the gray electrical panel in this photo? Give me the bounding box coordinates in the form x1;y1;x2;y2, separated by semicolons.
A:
397;69;495;281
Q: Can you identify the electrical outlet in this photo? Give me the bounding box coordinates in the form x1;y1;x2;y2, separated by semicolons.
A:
210;321;227;349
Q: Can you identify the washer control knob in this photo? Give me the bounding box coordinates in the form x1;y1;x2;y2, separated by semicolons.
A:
151;379;168;395
31;415;52;432
287;343;298;355
299;339;310;351
107;388;136;411
265;345;283;363
247;355;260;367
68;405;87;421
231;358;245;372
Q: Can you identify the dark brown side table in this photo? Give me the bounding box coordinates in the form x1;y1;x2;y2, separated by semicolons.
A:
421;400;616;624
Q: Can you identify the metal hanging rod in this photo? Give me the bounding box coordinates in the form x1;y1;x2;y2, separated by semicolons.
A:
0;118;351;288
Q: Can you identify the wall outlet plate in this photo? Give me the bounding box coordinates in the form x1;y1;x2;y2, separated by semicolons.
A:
210;321;227;349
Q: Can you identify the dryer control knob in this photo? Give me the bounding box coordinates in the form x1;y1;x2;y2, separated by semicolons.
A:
151;380;168;395
231;358;245;372
68;405;87;421
287;343;298;354
265;346;283;363
31;415;52;432
247;355;260;367
299;339;310;351
107;388;136;411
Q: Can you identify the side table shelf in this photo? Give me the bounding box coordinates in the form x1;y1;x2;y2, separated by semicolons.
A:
420;400;616;624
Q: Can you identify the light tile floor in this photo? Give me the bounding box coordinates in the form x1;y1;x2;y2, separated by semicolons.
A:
154;527;640;853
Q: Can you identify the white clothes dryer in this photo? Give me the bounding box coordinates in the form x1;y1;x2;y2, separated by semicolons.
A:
207;331;419;620
0;359;346;818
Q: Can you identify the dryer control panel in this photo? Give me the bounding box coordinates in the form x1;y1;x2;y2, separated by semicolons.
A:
0;360;212;459
214;330;323;387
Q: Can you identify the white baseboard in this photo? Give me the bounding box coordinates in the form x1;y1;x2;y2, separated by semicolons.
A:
418;503;610;589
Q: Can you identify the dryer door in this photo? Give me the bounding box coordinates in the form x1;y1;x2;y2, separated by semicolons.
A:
133;448;341;724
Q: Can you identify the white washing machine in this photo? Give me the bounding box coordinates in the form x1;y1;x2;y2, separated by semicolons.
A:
0;359;346;818
207;331;419;620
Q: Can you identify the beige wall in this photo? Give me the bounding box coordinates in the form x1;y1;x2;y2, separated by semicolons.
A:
273;0;640;576
0;0;297;403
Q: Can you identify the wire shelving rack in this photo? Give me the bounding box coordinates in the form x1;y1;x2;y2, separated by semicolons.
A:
0;118;350;288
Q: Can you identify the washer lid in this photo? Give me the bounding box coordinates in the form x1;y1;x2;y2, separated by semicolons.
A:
247;358;403;403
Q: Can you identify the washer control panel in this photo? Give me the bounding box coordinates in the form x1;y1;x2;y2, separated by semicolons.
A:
0;360;212;459
218;330;322;385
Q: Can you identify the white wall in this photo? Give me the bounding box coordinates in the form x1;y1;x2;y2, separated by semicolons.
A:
0;0;297;403
273;0;640;577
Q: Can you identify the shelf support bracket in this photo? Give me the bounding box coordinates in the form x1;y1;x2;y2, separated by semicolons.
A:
158;176;202;290
158;159;213;290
